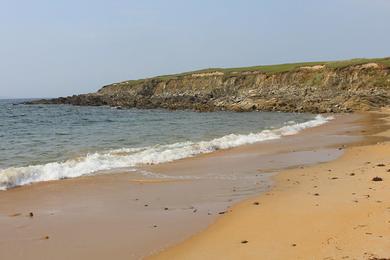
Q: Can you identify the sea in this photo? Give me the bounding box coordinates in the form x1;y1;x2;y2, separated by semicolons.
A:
0;99;332;190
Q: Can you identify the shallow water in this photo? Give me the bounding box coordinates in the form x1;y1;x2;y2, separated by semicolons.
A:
0;99;330;189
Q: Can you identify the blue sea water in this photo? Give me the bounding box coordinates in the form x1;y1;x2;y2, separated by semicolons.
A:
0;99;330;190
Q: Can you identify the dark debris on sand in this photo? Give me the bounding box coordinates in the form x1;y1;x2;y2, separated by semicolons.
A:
372;177;383;182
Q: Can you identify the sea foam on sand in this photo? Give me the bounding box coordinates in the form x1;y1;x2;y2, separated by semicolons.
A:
0;115;332;190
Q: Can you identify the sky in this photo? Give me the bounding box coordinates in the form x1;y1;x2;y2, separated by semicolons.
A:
0;0;389;98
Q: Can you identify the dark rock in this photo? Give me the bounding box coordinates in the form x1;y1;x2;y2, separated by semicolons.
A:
241;240;248;244
372;177;383;181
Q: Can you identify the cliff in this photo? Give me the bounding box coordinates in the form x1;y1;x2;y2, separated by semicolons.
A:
29;58;390;113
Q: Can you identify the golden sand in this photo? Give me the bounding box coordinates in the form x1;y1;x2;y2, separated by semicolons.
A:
153;110;390;260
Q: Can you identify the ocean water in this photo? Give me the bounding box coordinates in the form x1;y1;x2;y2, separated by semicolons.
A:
0;99;332;190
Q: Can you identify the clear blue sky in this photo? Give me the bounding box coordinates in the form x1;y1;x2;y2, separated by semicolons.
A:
1;0;389;98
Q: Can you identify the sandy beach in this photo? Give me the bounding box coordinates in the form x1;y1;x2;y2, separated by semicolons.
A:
153;109;390;260
2;1;389;259
0;111;387;259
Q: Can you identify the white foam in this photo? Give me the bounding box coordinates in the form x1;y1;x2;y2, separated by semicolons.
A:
0;115;332;190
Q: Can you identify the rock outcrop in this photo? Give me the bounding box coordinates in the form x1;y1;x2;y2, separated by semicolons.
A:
28;61;390;113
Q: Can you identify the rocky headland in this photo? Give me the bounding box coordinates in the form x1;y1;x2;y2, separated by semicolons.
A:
28;58;390;113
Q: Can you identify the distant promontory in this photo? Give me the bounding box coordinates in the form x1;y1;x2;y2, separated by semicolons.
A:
28;57;390;113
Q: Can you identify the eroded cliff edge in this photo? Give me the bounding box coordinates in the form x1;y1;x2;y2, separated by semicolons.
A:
29;59;390;113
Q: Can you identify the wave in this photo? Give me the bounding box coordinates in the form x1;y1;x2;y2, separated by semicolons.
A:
0;115;332;190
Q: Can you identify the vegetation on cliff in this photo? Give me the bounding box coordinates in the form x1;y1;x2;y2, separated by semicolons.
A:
29;57;390;113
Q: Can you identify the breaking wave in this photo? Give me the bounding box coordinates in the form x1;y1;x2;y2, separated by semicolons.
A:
0;115;332;190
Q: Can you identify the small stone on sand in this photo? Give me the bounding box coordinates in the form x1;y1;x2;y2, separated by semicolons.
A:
241;240;248;244
372;177;383;182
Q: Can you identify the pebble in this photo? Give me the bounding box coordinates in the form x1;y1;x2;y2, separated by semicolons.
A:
372;177;383;182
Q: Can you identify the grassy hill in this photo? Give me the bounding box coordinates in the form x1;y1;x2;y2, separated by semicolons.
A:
114;57;390;86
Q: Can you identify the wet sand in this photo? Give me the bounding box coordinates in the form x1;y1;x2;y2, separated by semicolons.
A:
0;112;382;259
153;109;390;260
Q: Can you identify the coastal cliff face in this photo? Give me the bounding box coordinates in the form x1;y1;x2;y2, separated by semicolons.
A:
31;62;390;113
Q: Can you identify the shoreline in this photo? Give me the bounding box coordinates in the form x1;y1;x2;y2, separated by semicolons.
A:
152;109;390;259
0;112;382;259
0;112;330;191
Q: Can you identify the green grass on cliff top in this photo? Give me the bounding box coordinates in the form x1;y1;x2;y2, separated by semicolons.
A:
113;57;390;86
